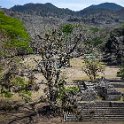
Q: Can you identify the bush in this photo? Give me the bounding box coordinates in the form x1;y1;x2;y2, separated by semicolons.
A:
82;54;105;82
117;65;124;79
62;24;74;34
65;86;79;94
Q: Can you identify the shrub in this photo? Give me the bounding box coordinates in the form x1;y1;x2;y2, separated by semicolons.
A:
62;24;74;34
117;65;124;79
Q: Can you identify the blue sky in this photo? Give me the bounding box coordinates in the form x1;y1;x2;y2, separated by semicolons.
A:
0;0;124;11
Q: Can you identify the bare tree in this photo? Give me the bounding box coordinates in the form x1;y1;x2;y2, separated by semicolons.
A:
33;27;83;108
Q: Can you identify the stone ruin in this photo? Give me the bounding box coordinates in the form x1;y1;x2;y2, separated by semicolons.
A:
76;78;122;101
77;80;97;101
95;78;122;101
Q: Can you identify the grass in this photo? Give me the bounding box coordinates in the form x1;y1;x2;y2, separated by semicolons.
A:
70;58;84;68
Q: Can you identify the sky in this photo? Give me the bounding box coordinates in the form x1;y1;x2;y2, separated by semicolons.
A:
0;0;124;11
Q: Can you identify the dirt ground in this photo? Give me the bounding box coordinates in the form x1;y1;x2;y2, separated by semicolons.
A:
23;55;120;83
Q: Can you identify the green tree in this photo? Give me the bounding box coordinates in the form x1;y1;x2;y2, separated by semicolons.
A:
0;11;32;57
82;54;105;82
0;11;33;101
62;24;74;34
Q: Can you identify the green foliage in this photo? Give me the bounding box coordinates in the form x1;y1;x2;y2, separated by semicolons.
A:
117;65;124;79
19;90;32;103
0;11;32;55
1;90;13;98
121;23;124;29
12;77;31;102
83;54;105;81
58;86;79;100
12;77;29;88
92;37;103;46
12;76;32;102
0;64;3;73
0;76;32;102
90;27;99;33
65;86;79;93
62;24;74;34
0;11;28;39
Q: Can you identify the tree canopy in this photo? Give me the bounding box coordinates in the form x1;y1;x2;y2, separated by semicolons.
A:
0;11;32;57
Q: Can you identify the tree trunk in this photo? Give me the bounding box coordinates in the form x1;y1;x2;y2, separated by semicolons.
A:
48;81;57;107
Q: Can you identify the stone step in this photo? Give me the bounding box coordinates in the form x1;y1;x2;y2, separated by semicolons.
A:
83;115;124;117
110;83;124;88
82;117;124;121
78;102;124;107
64;114;78;122
64;114;124;122
83;116;124;120
80;108;124;115
79;107;124;109
81;111;124;115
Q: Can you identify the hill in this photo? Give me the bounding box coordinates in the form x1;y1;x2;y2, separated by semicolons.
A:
78;2;123;15
82;2;123;12
116;8;124;20
10;3;76;18
77;3;124;25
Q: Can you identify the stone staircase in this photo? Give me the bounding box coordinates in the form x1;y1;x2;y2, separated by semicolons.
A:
64;101;124;121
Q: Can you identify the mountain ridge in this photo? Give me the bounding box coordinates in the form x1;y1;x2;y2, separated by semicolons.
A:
10;2;124;18
82;2;123;11
10;2;124;12
10;2;76;17
4;2;124;25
